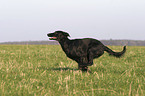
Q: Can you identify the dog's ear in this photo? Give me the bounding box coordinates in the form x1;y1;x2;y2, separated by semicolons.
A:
64;32;70;37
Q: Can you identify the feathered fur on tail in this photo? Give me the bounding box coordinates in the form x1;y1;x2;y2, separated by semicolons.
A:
104;46;126;57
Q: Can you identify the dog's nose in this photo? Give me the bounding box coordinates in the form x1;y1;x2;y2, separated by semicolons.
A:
47;33;50;37
47;33;54;37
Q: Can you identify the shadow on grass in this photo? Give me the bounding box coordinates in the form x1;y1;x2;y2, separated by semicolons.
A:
38;66;92;73
52;67;93;73
38;66;78;71
52;67;79;71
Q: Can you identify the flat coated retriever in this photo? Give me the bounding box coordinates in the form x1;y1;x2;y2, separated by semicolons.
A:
47;31;126;71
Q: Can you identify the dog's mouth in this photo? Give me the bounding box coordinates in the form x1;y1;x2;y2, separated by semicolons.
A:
47;33;57;40
49;37;57;40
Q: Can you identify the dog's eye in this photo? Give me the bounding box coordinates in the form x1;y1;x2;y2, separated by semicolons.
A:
55;33;58;35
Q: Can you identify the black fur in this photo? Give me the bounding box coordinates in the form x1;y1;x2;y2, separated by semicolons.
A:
47;31;126;71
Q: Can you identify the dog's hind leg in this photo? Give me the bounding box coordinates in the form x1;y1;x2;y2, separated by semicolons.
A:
76;57;91;71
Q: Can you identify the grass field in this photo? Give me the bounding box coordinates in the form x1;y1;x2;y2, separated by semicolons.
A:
0;45;145;96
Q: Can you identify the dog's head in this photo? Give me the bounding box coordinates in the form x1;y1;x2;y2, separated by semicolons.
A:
47;31;70;41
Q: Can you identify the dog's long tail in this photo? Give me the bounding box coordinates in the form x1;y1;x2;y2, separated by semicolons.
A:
104;46;126;57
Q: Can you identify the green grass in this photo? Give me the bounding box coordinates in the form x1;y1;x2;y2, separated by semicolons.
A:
0;45;144;96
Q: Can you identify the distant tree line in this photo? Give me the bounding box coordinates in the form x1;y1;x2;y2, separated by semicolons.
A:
0;40;145;46
101;40;145;46
0;41;59;45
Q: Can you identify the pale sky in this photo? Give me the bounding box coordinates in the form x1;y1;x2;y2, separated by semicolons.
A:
0;0;145;42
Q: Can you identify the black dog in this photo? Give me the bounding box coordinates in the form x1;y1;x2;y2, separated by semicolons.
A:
47;31;126;71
